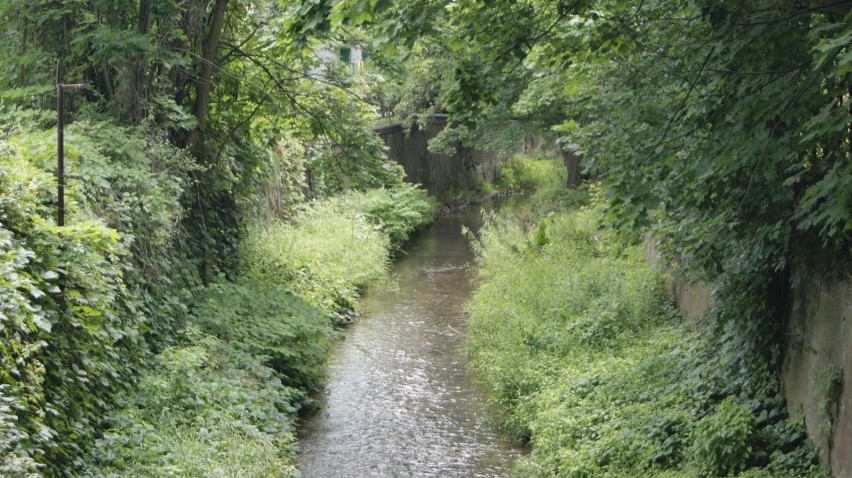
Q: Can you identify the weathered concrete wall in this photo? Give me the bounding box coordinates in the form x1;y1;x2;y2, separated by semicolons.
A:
782;277;852;477
373;117;499;200
643;234;712;318
645;233;852;476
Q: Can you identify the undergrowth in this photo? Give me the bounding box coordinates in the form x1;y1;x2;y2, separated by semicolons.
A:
78;186;436;475
242;197;391;322
334;184;437;250
1;124;194;476
189;278;335;398
77;331;301;478
495;154;561;192
466;187;828;477
243;186;435;322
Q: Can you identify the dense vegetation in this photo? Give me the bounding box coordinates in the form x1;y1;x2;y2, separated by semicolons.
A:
0;128;435;475
1;126;192;476
284;1;850;474
289;0;851;280
468;173;828;477
0;0;439;475
1;0;849;476
76;190;434;476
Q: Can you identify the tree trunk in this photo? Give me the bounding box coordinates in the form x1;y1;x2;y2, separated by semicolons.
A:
186;0;229;153
127;0;153;123
562;150;581;188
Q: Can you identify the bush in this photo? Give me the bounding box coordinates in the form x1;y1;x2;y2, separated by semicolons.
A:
334;185;437;249
242;194;392;321
0;389;40;478
466;200;828;477
1;136;157;474
78;332;301;478
495;154;560;192
189;278;335;395
689;398;755;476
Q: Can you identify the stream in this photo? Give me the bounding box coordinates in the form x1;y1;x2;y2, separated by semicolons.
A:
298;201;524;477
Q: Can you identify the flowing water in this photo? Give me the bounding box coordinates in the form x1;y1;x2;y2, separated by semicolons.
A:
298;202;523;477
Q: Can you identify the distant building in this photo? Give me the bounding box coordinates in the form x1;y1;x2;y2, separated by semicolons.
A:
309;44;366;78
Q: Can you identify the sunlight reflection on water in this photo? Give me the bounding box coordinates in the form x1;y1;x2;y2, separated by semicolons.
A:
298;202;525;478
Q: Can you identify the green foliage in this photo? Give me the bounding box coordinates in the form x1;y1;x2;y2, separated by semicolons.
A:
243;196;391;321
689;398;755;477
0;1;434;475
242;186;435;323
0;127;197;474
533;221;549;249
0;390;41;477
440;177;495;206
495;155;559;192
812;365;842;431
189;278;335;396
293;89;408;195
529;180;589;217
466;201;828;478
290;0;851;325
68;185;425;475
262;138;310;221
78;332;301;478
333;185;437;248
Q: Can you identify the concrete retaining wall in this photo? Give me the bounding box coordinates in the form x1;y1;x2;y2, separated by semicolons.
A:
643;234;712;318
782;277;851;477
645;234;851;476
373;117;499;200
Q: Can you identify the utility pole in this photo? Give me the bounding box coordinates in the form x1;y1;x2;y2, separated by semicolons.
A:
56;63;83;227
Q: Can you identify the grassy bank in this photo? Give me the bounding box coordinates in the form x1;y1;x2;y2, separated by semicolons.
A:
77;185;435;477
0;118;430;477
466;188;828;477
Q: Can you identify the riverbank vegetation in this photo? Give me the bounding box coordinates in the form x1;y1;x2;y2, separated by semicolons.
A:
78;188;435;476
0;0;444;474
2;0;849;475
468;187;828;477
287;1;849;475
0;31;435;476
1;127;435;475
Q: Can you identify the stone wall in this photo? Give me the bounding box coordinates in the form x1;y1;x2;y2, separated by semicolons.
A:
372;116;499;200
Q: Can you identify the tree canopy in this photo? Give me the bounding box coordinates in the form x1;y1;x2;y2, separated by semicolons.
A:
286;0;851;282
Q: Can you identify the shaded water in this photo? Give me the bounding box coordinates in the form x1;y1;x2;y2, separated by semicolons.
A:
298;203;523;477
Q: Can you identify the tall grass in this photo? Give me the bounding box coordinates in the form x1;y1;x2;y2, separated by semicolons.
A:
466;192;827;477
333;185;437;249
243;196;391;321
495;154;561;192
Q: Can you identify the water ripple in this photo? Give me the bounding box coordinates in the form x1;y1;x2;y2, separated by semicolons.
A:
299;208;523;478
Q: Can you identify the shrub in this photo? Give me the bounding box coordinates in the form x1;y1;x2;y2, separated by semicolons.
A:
1;121;199;475
333;185;437;249
242;195;391;321
78;332;301;478
1;146;138;474
466;199;828;478
495;154;560;192
0;389;40;478
189;278;335;395
689;398;755;476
